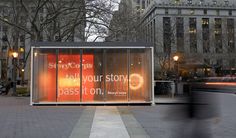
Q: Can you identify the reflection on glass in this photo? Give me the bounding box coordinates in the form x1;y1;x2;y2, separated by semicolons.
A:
33;48;57;102
82;49;104;102
130;49;151;101
105;49;128;102
57;49;81;102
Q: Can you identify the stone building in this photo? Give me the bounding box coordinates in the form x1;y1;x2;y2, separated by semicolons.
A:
140;0;236;78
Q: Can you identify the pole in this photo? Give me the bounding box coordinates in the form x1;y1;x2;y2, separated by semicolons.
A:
175;61;178;95
12;58;17;96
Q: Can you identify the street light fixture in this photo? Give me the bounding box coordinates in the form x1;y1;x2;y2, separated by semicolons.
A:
173;55;179;62
12;51;19;58
12;51;18;96
173;55;179;95
173;55;179;77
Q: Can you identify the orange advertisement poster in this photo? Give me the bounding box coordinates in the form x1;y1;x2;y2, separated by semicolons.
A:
44;54;94;102
57;54;81;102
38;54;145;102
81;55;95;101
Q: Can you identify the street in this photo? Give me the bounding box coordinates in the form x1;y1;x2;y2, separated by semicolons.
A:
0;92;235;138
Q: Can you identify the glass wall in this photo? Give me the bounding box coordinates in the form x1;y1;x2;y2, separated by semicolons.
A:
57;49;81;102
82;49;104;102
105;49;128;102
32;48;57;103
129;49;152;101
32;48;152;104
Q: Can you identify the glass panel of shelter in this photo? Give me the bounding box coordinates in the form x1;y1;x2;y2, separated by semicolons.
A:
33;48;57;103
57;49;81;102
82;49;104;102
33;48;151;103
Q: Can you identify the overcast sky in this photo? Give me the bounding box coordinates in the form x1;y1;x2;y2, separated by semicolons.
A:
87;0;120;42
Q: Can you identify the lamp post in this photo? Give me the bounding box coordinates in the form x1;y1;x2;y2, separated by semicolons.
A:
173;55;179;95
12;51;18;96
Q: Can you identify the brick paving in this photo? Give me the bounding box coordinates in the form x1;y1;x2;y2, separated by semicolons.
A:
0;96;85;138
124;93;236;138
0;93;235;138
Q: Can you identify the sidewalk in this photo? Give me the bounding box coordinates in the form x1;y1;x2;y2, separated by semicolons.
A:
0;93;235;138
154;95;188;104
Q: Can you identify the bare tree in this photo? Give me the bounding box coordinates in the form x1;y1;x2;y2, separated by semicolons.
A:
154;19;177;79
0;0;117;86
106;0;140;42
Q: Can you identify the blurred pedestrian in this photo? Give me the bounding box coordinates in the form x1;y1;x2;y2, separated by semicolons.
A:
1;78;12;95
187;89;220;138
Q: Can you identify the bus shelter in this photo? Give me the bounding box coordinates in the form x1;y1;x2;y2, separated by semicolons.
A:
30;42;154;105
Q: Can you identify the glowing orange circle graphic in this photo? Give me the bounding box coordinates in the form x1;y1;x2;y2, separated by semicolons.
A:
129;73;144;90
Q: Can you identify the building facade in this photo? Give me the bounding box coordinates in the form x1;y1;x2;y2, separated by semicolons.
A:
140;0;236;78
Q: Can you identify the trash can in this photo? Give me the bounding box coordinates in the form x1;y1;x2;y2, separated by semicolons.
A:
170;82;175;98
154;80;174;96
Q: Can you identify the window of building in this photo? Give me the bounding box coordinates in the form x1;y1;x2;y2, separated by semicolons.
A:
229;10;232;16
189;18;197;53
213;0;217;5
142;0;145;9
204;9;207;15
188;0;192;5
147;24;150;42
202;18;209;25
175;0;180;4
215;18;223;53
136;5;140;11
163;17;171;53
190;9;194;15
200;0;204;5
165;9;169;15
227;19;235;53
225;0;229;5
229;59;235;68
153;19;156;46
176;17;184;52
178;9;181;15
150;21;153;43
202;18;210;53
216;10;220;16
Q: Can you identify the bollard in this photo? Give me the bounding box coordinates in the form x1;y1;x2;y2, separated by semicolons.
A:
170;82;175;98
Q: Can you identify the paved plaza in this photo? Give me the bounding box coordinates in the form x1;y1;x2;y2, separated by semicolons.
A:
0;93;235;138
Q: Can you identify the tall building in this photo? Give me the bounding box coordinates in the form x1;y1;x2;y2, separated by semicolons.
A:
140;0;236;77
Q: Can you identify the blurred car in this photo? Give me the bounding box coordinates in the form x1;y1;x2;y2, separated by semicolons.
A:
190;77;236;94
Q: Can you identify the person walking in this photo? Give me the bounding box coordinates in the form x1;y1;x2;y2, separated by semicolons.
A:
1;78;12;95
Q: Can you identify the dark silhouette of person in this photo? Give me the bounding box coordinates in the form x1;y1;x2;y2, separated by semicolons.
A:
187;86;220;138
166;84;220;138
1;78;12;95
